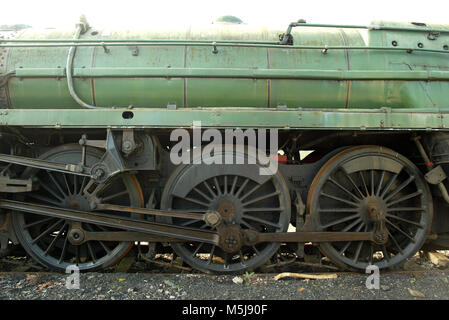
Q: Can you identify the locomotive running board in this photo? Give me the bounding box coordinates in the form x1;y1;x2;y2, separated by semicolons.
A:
0;199;375;246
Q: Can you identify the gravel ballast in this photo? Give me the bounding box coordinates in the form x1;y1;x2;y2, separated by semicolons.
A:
0;270;448;300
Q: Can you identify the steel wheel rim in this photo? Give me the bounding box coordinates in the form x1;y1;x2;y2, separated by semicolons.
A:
307;146;432;270
12;145;143;272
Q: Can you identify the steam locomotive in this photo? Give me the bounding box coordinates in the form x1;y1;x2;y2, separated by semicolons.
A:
0;16;448;273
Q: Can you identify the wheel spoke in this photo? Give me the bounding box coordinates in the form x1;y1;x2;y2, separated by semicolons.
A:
320;192;359;207
375;171;385;196
193;187;213;203
240;219;257;231
84;224;113;254
386;207;425;212
352;239;364;263
80;176;89;195
319;208;360;213
31;219;64;244
242;207;284;213
234;178;250;198
382;245;390;261
23;217;56;229
359;171;369;197
39;179;65;202
321;214;360;229
86;241;97;263
180;196;210;207
75;245;80;265
213;177;222;196
341;218;363;232
386;228;403;254
242;214;280;229
383;175;415;202
47;171;68;198
62;174;72;196
369;243;374;264
98;240;111;254
180;219;202;227
207;245;215;264
251;246;260;255
192;242;204;257
58;234;69;264
240;181;266;202
385;219;416;243
387;190;422;207
342;171;365;199
202;180;217;198
380;173;398;198
230;176;238;196
73;175;78;195
242;191;280;206
27;194;64;206
101;190;129;203
223;176;228;195
328;177;362;202
385;214;424;228
43;222;67;256
338;222;365;256
224;253;232;268
239;250;246;266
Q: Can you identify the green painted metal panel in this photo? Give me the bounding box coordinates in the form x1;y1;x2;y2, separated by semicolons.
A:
1;21;449;130
186;78;267;108
270;80;346;108
8;78;93;109
93;78;184;107
0;108;445;130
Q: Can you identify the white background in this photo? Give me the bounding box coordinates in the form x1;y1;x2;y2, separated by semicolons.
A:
1;0;448;29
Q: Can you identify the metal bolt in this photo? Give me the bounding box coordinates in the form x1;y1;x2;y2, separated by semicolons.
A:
212;42;218;54
122;141;133;152
93;168;105;179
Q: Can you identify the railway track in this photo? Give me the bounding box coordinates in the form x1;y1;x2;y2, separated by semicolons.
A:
0;243;447;274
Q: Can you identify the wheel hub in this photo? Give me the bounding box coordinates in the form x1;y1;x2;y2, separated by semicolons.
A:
363;196;387;222
212;196;243;223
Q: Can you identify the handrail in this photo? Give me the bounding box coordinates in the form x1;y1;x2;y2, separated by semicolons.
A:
288;21;449;34
1;42;448;54
279;21;449;45
1;38;278;44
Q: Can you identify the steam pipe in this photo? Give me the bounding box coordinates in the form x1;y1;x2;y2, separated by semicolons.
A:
66;23;104;109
